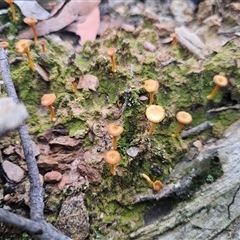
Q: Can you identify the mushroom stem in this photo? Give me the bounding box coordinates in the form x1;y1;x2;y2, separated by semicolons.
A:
148;122;156;135
112;136;117;150
9;3;17;21
141;173;154;185
40;43;45;53
207;85;220;100
111;56;116;73
149;92;154;106
71;82;77;93
172;122;184;137
48;105;56;122
31;26;38;42
110;164;116;175
25;50;36;71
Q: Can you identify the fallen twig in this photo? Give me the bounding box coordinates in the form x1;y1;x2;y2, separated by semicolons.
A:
207;104;240;113
180;121;214;139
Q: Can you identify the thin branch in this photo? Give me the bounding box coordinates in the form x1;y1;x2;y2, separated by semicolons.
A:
180;121;214;139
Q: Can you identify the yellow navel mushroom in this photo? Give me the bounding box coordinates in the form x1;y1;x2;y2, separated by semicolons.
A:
170;33;177;47
41;93;56;122
105;47;117;73
144;79;159;106
141;173;163;192
0;41;9;50
23;17;38;42
4;0;18;21
104;150;121;175
146;105;165;135
15;39;35;71
207;74;228;100
68;77;77;93
107;123;124;150
172;111;192;137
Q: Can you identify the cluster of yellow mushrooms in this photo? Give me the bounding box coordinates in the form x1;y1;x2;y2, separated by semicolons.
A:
2;2;229;192
104;72;228;192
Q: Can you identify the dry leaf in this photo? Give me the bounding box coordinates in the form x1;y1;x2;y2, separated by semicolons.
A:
15;0;50;20
77;75;99;91
65;7;100;45
18;0;100;40
227;3;240;11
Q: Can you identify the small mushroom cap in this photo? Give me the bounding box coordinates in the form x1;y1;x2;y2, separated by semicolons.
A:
170;33;177;39
15;39;32;54
153;181;163;191
144;79;159;93
23;17;38;26
0;41;9;49
105;47;116;57
176;111;192;125
213;75;228;87
68;77;75;83
41;93;56;106
107;123;124;137
104;150;121;165
146;105;165;123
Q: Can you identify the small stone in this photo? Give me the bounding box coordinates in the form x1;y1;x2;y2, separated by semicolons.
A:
49;136;81;148
44;171;62;183
58;175;72;190
127;147;140;158
121;23;135;33
3;145;15;155
77;74;99;91
193;140;203;151
2;160;24;183
143;41;157;52
77;162;102;185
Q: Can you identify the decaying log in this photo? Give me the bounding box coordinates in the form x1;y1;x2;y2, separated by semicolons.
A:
130;119;240;239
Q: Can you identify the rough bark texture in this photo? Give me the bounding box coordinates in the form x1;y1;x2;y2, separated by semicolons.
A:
130;119;240;239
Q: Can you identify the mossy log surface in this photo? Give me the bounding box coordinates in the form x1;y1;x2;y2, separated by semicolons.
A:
1;11;240;239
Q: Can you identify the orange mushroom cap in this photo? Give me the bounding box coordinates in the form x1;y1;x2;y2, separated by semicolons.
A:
146;105;165;123
23;17;38;27
41;94;56;107
144;79;159;93
176;111;192;125
153;181;163;191
105;47;116;57
15;39;32;54
104;150;121;165
0;41;9;50
213;75;228;88
107;123;124;137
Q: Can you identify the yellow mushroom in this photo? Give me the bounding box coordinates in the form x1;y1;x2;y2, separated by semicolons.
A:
23;17;38;42
144;79;159;106
0;41;9;50
104;150;121;175
172;111;192;138
4;0;18;21
15;39;35;71
41;94;56;122
145;105;165;135
105;47;117;73
207;74;228;100
141;173;163;192
170;33;177;47
68;77;77;93
107;123;124;150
